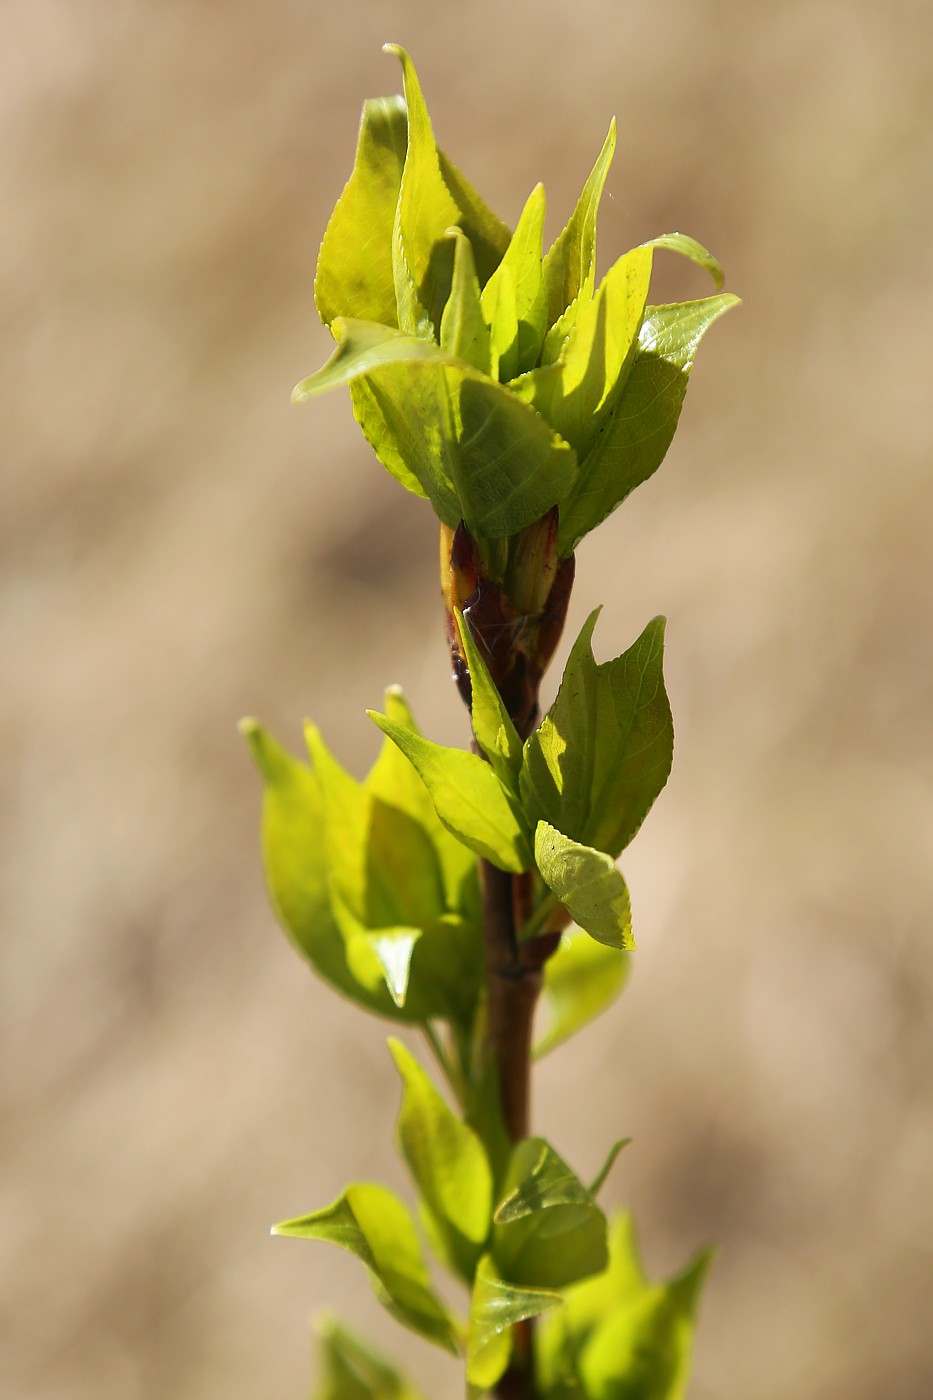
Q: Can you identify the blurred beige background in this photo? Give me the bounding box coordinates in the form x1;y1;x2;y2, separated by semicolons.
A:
2;2;931;1397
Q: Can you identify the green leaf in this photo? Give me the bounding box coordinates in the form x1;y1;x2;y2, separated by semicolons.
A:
340;910;422;1008
315;96;408;331
543;120;616;326
534;929;630;1058
368;709;532;872
557;292;740;553
521;614;673;861
587;616;673;858
241;719;402;1018
274;1183;460;1354
540;1214;646;1366
294;317;576;540
440;231;492;374
454;609;522;788
520;609;601;842
588;1139;631;1197
492;1138;608;1291
467;1253;560;1391
578;1246;712;1400
388;1038;493;1279
480;182;547;380
313;1317;425;1400
384;45;512;327
512;246;652;460
534;823;634;951
536;1213;711;1399
295;710;481;1023
306;720;444;930
435;150;511;286
640;231;724;289
367;687;479;918
383;44;461;334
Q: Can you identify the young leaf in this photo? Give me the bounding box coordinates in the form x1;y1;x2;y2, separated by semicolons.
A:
467;1253;561;1392
294;317;577;540
306;721;444;929
313;1317;425;1400
388;1038;493;1279
522;613;673;862
382;46;512;331
273;1183;460;1355
383;45;461;333
588;1138;631;1198
436;149;511;286
368;709;532;872
543;119;616;326
640;231;725;289
534;822;634;951
587;616;674;859
454;609;523;788
241;720;402;1018
520;609;601;843
366;687;479;917
315;96;408;331
440;231;493;374
578;1246;713;1400
492;1138;609;1290
341;914;422;1009
558;292;740;553
512;245;652;461
534;929;630;1058
480;182;547;380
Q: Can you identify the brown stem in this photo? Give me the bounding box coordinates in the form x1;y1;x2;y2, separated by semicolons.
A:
479;862;541;1143
479;862;561;1400
442;518;574;1400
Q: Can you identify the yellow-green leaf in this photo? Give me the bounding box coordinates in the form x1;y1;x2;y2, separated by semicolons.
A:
368;709;532;872
315;96;408;331
558;292;740;553
466;1253;560;1391
313;1318;425;1400
542;120;616;326
389;1038;493;1280
492;1138;608;1290
454;609;522;789
480;182;547;380
274;1183;460;1354
535;929;630;1058
534;823;634;951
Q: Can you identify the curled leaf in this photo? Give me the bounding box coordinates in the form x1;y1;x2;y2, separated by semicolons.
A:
274;1183;460;1354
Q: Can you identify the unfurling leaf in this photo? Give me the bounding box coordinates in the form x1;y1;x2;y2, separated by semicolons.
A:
558;293;740;553
368;709;532;872
273;1183;460;1354
534;823;634;951
313;1317;425;1400
388;1038;492;1280
492;1138;608;1289
294;317;576;541
588;1138;631;1197
542;119;616;328
521;612;673;860
314;96;408;331
481;182;547;380
535;929;630;1058
243;702;481;1024
536;1213;712;1400
467;1253;560;1391
241;719;398;1016
454;608;523;788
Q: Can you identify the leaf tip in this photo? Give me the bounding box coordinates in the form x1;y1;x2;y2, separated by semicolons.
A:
240;718;289;783
366;708;390;734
